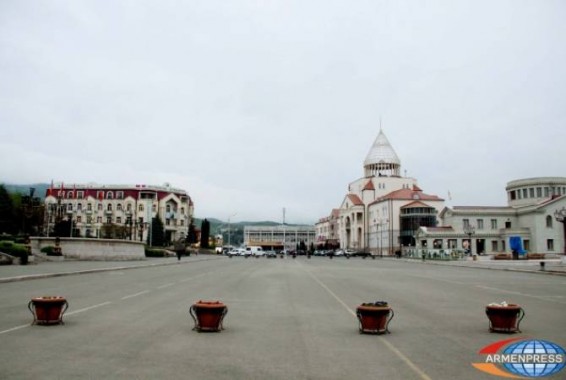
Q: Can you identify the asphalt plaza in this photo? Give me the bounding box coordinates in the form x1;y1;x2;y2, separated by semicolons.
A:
1;256;565;379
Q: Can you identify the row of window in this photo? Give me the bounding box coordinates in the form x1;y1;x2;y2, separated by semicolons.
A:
428;238;556;252
464;215;557;230
71;216;186;226
56;190;126;200
58;203;184;214
508;186;565;201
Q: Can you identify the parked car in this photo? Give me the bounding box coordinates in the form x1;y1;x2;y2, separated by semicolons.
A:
265;250;277;258
227;248;246;257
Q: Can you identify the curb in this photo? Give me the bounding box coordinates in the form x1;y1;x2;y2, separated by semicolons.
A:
0;256;223;284
405;258;566;276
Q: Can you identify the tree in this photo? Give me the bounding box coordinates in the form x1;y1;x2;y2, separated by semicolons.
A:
200;219;210;248
149;216;165;247
187;221;197;244
0;185;16;234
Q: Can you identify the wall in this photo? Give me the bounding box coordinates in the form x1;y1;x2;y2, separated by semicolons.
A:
30;237;145;261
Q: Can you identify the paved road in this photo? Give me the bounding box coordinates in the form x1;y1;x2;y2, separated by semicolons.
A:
1;256;565;379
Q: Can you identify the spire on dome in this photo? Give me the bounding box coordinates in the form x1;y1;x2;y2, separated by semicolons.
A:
363;129;401;177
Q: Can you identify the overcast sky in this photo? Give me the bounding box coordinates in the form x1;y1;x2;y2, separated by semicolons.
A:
1;1;565;224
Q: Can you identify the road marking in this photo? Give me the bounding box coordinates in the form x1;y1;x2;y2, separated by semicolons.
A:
0;324;30;335
66;301;112;316
476;285;566;305
157;283;174;289
298;263;432;380
121;290;150;300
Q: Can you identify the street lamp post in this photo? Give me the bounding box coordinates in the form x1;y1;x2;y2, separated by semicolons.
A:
464;224;475;256
554;207;566;255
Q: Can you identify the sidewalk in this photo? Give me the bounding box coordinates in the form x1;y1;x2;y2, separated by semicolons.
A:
0;255;222;283
411;255;566;275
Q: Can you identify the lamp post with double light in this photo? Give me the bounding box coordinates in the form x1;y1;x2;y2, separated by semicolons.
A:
464;224;475;256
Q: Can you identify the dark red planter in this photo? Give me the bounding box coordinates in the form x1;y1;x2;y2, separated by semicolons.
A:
189;300;228;332
356;305;394;334
28;296;69;325
485;304;525;333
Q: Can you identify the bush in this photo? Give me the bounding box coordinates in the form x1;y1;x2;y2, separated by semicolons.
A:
145;248;166;257
0;241;28;258
40;246;62;256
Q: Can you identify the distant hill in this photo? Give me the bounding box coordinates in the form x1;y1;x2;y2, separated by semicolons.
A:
2;183;50;199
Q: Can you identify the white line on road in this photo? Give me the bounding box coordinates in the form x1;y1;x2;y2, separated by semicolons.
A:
0;324;30;335
66;301;112;316
121;290;150;300
298;262;433;380
157;283;175;289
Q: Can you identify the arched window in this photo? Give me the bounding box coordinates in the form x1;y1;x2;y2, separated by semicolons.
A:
106;192;114;199
139;204;144;212
546;215;553;228
107;204;112;211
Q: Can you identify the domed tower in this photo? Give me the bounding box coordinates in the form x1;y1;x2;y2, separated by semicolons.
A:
363;129;401;177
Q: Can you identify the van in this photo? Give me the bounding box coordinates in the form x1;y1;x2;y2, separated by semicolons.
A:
245;246;264;257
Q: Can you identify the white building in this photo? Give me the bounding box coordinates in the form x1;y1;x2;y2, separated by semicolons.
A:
44;183;194;243
417;177;566;256
317;129;445;255
244;225;316;251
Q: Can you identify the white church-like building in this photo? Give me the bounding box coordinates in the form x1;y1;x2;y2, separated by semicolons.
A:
316;130;566;257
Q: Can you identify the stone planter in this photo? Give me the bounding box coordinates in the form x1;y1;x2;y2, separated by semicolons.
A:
485;304;525;333
28;296;69;325
356;302;394;334
189;300;228;332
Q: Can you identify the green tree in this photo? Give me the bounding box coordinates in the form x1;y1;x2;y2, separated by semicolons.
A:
0;185;16;234
149;216;165;247
200;219;210;248
187;221;197;244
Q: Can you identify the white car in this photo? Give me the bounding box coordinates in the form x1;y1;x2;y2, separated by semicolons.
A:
227;248;246;257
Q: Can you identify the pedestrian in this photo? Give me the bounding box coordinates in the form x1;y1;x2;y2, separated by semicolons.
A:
174;239;185;261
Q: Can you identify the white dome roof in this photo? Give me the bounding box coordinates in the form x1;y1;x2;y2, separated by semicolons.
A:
364;130;400;167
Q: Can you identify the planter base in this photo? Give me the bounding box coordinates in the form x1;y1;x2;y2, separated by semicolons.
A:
356;306;394;334
485;305;525;333
28;296;69;325
189;300;228;332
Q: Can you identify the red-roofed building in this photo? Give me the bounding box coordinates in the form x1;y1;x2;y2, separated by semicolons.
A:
44;183;194;243
316;129;445;254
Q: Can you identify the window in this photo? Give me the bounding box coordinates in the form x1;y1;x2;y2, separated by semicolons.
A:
106;217;112;224
510;191;516;200
67;203;73;211
107;204;112;211
77;191;84;199
117;203;122;211
116;191;124;199
522;189;528;198
106;192;114;199
546;215;553;228
166;219;170;226
547;239;554;251
117;217;122;224
463;219;470;229
505;220;511;229
166;205;171;213
77;203;82;211
152;204;156;212
139;204;144;212
491;219;497;230
87;203;92;211
491;240;499;252
537;187;542;197
127;203;132;211
545;187;550;197
529;188;534;198
180;219;184;226
181;207;185;214
98;203;103;211
97;216;102;223
476;219;484;230
76;216;82;223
